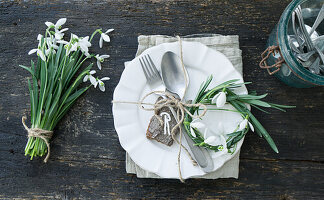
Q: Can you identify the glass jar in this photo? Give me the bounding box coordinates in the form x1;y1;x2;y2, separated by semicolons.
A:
260;0;324;88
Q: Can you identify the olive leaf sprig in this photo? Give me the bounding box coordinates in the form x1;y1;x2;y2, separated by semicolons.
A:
183;75;295;154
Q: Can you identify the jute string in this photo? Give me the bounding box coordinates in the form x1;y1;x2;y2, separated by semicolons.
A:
22;116;53;163
112;36;207;182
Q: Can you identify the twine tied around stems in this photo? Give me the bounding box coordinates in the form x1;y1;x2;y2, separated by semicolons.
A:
112;36;208;182
22;116;53;163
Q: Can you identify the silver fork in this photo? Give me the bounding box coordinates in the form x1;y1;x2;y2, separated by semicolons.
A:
139;55;165;92
139;54;214;173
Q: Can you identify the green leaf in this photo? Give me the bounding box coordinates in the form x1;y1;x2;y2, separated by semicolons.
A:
227;131;242;137
65;87;89;104
243;99;271;107
52;87;89;128
268;103;296;108
19;65;35;77
250;104;271;114
27;79;34;125
237;93;268;100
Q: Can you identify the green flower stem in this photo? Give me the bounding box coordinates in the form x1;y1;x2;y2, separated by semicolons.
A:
89;29;102;42
22;29;94;160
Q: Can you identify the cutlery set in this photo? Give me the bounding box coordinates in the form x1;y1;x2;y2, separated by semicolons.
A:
139;52;214;172
289;4;324;74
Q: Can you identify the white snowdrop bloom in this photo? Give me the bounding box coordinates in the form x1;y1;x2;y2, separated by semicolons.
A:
99;29;114;48
204;135;217;146
203;124;227;151
77;36;91;56
44;36;59;55
238;118;254;132
189;118;206;138
45;18;67;30
28;34;46;61
211;91;227;108
28;48;46;61
95;54;110;70
83;70;97;86
96;77;110;92
248;121;254;132
239;119;248;131
56;40;69;45
54;28;69;40
64;34;91;56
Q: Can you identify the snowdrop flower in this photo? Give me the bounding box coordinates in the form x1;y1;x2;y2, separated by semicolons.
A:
46;36;59;50
95;54;110;70
94;77;110;92
54;28;68;40
203;123;227;151
64;34;91;56
204;133;217;146
99;29;114;48
44;36;59;55
203;129;218;146
189;118;206;137
28;34;46;61
28;48;46;61
211;91;227;108
83;70;97;86
45;18;67;31
238;118;254;132
204;136;217;146
204;134;227;152
77;36;91;56
57;40;69;45
45;18;68;40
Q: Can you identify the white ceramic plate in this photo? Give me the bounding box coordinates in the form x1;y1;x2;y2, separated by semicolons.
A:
113;41;248;179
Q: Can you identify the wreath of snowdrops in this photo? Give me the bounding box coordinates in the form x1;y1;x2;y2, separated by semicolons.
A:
183;76;295;154
20;18;114;161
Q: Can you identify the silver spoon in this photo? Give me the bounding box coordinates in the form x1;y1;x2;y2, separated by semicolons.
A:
160;51;214;173
161;51;188;99
295;6;315;51
309;57;321;74
296;50;316;62
309;4;324;36
292;11;304;51
288;35;302;54
313;35;324;44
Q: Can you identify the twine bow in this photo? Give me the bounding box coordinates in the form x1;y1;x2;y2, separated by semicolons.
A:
22;116;53;163
113;36;208;182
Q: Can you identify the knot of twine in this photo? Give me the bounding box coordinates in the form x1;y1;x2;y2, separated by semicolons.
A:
112;91;207;182
22;116;53;163
112;36;208;182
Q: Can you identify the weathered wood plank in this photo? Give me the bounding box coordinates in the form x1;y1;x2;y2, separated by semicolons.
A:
0;158;323;199
0;0;323;199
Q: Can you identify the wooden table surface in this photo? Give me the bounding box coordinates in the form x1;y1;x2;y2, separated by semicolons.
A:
1;0;323;199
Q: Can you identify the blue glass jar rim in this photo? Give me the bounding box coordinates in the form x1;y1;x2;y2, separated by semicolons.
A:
277;0;324;85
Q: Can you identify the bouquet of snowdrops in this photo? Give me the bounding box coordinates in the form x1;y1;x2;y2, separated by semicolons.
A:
20;18;113;162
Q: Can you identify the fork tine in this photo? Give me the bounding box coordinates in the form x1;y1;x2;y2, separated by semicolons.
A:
143;55;156;78
143;55;154;78
139;57;150;80
147;55;161;79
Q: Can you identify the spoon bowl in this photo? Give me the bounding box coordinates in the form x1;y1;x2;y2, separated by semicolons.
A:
161;51;189;99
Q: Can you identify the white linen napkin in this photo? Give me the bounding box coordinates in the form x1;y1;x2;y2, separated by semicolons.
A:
124;34;243;179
